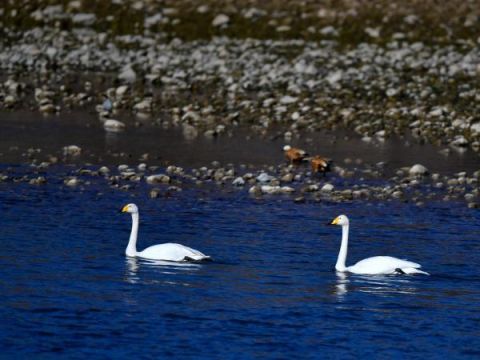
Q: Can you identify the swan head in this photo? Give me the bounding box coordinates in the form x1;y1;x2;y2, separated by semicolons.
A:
283;145;291;151
330;214;349;226
121;203;138;214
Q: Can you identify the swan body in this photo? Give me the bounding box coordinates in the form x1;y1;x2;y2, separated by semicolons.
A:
345;256;425;275
136;243;209;262
329;215;428;275
121;203;211;262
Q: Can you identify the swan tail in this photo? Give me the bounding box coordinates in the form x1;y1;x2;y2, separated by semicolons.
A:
400;267;429;275
183;255;212;262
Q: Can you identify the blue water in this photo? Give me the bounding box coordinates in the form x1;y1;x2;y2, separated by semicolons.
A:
1;175;480;359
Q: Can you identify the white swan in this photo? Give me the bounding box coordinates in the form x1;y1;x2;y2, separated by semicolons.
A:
329;215;428;275
121;203;211;262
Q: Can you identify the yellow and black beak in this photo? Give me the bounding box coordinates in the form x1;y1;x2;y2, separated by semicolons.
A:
328;216;340;225
121;205;129;213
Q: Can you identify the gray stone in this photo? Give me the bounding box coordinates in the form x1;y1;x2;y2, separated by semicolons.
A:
104;119;125;133
146;174;170;184
72;13;96;26
256;172;274;183
212;14;229;27
409;164;429;176
321;183;334;192
232;177;245;186
150;188;161;198
63;145;82;156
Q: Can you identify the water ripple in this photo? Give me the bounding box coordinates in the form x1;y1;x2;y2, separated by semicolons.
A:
1;179;480;358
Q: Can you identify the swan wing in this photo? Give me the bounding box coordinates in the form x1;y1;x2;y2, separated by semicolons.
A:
138;243;210;262
347;256;422;275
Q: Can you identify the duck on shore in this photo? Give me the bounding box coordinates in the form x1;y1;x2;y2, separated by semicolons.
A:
283;145;308;164
310;155;332;176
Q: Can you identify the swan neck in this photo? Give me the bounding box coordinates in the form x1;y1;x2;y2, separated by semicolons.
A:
126;212;139;257
335;224;349;272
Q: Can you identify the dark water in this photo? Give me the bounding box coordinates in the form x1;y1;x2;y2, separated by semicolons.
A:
1;175;480;359
1;111;479;175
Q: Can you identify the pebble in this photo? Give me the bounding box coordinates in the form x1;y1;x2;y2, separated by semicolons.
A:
392;191;403;199
64;177;79;187
409;164;429;176
118;65;137;83
281;173;294;182
256;172;274;183
29;176;46;185
304;184;319;192
321;183;334;192
470;123;480;134
116;85;129;98
280;96;297;105
150;188;161;198
63;145;82;156
72;13;96;26
104;119;125;133
212;14;229;27
146;174;171;184
168;186;182;192
133;100;152;113
232;177;245;186
451;136;468;147
4;95;16;107
248;185;262;196
204;130;216;138
260;185;294;194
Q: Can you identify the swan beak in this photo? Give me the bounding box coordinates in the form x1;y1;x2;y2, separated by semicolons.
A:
121;205;129;213
329;217;340;225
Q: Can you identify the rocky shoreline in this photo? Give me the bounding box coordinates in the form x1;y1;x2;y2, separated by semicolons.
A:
0;122;479;208
2;161;479;208
0;1;479;208
2;35;480;150
2;1;480;149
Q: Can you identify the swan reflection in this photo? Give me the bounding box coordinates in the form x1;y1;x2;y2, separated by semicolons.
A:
334;272;419;298
334;271;349;299
355;275;418;296
105;131;121;147
135;112;151;122
124;257;202;285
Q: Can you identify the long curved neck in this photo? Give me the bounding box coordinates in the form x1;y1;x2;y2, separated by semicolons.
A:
335;224;349;272
126;212;139;257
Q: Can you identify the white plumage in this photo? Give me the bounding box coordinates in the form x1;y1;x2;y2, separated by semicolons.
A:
329;215;428;275
121;203;211;262
136;243;209;262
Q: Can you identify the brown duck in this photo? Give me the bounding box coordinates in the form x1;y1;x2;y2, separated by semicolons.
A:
310;155;332;175
283;145;308;164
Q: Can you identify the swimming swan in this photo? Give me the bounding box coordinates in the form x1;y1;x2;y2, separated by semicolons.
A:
121;203;211;262
329;215;428;275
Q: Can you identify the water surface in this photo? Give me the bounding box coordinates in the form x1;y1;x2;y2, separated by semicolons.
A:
1;111;479;175
0;177;479;358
